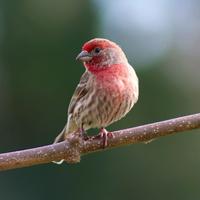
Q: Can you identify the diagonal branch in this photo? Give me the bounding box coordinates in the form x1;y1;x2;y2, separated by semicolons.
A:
0;113;200;171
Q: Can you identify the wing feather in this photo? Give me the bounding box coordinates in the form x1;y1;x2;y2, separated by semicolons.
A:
68;71;90;115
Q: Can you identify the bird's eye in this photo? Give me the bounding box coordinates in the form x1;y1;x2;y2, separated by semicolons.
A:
94;47;101;54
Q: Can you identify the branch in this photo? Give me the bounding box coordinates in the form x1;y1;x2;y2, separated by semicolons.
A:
0;113;200;171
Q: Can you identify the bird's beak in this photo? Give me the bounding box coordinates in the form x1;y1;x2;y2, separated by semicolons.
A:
76;51;92;62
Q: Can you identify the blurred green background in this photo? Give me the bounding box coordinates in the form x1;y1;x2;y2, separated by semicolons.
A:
1;0;200;199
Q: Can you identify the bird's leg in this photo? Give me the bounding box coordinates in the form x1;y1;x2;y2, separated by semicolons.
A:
79;126;90;140
99;128;114;148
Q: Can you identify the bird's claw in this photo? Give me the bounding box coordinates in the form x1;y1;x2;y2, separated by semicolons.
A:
98;128;114;148
79;128;90;140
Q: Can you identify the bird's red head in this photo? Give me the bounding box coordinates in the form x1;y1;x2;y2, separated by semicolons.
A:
76;38;127;72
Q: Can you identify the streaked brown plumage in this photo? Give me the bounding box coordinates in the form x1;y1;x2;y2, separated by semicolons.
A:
54;38;139;148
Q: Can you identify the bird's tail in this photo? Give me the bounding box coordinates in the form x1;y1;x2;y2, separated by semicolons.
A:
54;115;76;144
52;124;68;165
53;125;67;144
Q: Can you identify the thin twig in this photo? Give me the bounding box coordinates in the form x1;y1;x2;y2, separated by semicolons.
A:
0;113;200;171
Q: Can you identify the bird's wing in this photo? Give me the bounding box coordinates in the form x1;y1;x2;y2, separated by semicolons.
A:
68;71;90;115
54;72;90;141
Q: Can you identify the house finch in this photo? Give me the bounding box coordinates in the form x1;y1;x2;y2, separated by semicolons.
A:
54;38;139;160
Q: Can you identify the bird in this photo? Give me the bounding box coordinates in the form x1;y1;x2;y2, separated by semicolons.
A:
54;38;139;161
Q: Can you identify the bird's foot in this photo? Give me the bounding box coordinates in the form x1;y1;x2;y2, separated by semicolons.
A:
98;128;114;148
79;127;90;140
